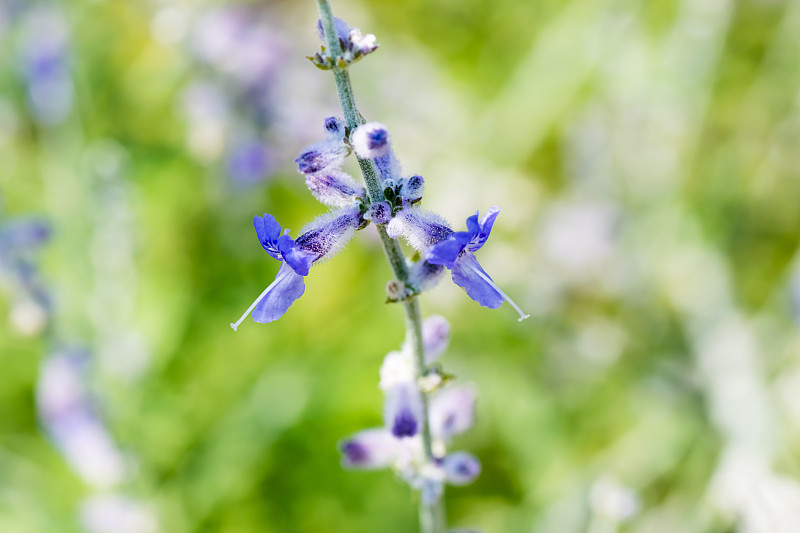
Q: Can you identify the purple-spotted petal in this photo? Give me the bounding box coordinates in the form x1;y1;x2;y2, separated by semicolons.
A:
250;262;306;324
385;383;423;438
430;386;476;440
339;428;398;469
443;452;481;485
450;253;504;309
253;214;282;261
425;232;471;268
466;207;500;253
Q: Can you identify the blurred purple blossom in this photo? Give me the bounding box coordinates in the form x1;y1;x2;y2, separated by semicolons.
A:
19;7;73;125
36;349;128;488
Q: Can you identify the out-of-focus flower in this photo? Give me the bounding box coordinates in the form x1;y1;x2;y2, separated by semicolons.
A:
0;215;51;335
80;494;159;533
340;315;479;504
19;7;73;125
226;140;274;187
36;350;128;489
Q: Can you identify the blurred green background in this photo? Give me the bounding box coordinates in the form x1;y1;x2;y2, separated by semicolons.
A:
2;0;800;532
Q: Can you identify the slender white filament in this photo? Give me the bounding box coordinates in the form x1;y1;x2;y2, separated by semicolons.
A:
468;262;530;322
229;270;286;331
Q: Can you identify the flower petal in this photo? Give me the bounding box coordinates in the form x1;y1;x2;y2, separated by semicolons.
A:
466;206;500;253
277;233;315;276
253;214;282;261
338;428;398;469
425;232;470;268
430;385;476;440
450;253;504;309
385;382;423;438
251;263;306;324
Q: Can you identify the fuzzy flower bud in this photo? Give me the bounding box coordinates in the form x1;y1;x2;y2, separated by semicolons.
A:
385;280;408;302
352;122;389;158
400;174;424;204
324;116;345;140
304;171;364;207
294;139;348;175
387;208;453;251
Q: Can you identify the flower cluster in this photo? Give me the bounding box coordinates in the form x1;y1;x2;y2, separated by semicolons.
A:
308;17;378;70
231;114;528;329
339;316;481;504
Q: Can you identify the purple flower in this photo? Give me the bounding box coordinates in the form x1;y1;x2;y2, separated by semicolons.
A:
430;386;476;441
426;208;530;321
0;217;51;251
442;452;481;485
384;382;423;438
230;206;362;330
37;349;128;488
339;429;399;469
20;8;73;125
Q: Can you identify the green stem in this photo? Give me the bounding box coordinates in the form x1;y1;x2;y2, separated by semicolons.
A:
315;1;445;532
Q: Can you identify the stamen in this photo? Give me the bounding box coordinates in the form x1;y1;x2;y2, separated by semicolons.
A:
229;268;287;331
468;262;530;322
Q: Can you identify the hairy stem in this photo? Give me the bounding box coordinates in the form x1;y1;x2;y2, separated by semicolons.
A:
316;1;445;531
